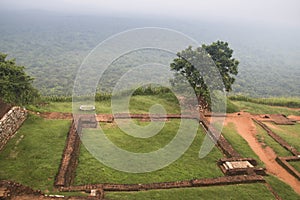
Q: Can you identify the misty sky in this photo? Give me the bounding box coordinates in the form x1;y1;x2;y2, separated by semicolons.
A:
0;0;299;27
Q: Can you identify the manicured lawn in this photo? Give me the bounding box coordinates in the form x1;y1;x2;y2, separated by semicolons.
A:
222;122;264;166
28;94;181;114
289;161;300;173
27;102;73;113
265;175;300;200
105;183;275;200
0;115;71;192
264;122;300;152
74;119;224;185
231;101;299;116
254;123;292;157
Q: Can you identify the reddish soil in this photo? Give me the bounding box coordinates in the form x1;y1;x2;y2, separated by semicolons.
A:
288;115;300;122
225;112;300;195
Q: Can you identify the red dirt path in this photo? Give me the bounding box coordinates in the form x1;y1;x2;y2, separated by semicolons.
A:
225;112;300;195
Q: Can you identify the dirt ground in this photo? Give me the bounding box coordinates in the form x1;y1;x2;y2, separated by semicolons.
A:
288;115;300;122
225;112;300;195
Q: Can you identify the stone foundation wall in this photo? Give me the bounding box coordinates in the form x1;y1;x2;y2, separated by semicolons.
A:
0;107;27;151
217;158;266;176
55;120;81;187
200;113;241;158
59;175;265;192
276;156;300;181
253;119;299;156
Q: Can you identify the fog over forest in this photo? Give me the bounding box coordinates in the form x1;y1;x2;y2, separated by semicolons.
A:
0;0;299;97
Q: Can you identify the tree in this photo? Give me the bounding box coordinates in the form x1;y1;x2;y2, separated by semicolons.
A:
0;53;40;105
170;41;239;110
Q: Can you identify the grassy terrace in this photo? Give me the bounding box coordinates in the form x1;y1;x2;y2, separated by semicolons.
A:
75;119;224;185
29;95;300;117
1;96;300;199
105;184;274;200
263;122;300;152
229;96;300;108
289;161;300;173
254;123;292;157
28;94;181;114
230;101;300;116
0;115;71;192
265;175;300;200
105;175;300;200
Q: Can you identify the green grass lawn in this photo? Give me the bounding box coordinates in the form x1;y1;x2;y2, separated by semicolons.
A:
0;115;71;192
28;94;181;114
30;94;240;114
226;100;240;113
105;183;275;200
265;175;300;200
289;161;300;173
264;122;300;152
221;122;264;167
74;119;224;185
104;175;300;200
27;102;73;113
229;95;300;108
254;123;292;157
231;101;299;116
1;96;300;199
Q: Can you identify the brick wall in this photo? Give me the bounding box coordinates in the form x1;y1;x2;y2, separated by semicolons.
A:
55;120;81;187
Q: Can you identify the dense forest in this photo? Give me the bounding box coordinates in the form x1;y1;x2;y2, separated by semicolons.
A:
0;10;299;97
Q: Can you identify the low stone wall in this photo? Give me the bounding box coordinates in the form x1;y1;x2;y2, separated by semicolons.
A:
200;113;241;158
113;113;200;121
254;119;299;156
55;120;81;187
0;180;102;199
0;180;43;199
218;158;266;176
59;175;265;192
55;116;98;187
276;156;300;181
0;107;27;151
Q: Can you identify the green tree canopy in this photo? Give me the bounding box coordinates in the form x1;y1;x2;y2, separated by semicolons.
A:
0;53;40;105
170;41;239;110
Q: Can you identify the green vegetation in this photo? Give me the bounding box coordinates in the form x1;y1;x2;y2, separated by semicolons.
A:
221;122;264;166
29;94;238;114
254;123;292;157
171;41;239;109
105;183;275;200
226;99;240;113
264;122;300;152
0;95;299;199
230;100;299;116
1;11;299;97
27;102;73;113
0;53;40;105
28;94;181;114
0;115;70;192
75;120;223;185
289;161;300;173
229;95;300;108
265;175;300;200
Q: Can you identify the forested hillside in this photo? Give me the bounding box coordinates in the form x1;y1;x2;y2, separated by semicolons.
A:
0;10;299;97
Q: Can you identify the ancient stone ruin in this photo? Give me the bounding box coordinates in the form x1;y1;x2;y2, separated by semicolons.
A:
0;106;27;151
